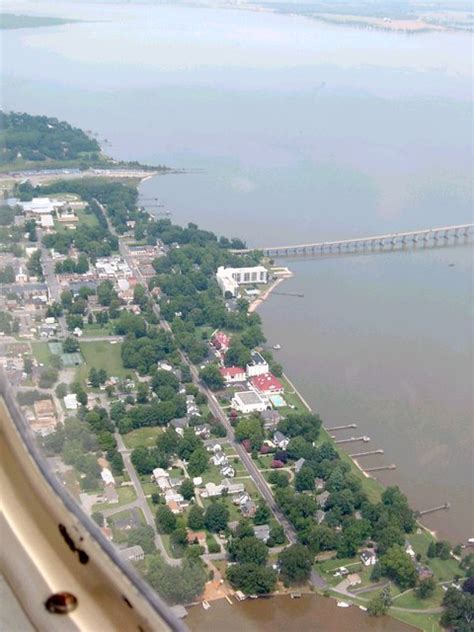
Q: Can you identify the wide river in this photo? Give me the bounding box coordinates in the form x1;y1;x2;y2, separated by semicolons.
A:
2;0;472;626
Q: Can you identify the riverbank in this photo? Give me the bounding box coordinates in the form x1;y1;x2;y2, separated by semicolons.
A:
186;591;416;632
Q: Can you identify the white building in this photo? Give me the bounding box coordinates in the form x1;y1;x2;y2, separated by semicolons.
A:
231;390;267;414
246;351;269;377
64;393;78;410
100;468;115;486
216;265;268;297
21;197;63;215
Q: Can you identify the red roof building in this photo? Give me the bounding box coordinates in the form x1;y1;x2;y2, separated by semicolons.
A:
211;331;231;351
250;372;284;396
220;366;246;383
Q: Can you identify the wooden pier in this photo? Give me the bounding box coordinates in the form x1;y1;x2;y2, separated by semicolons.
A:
418;502;450;516
325;424;357;432
334;436;370;444
349;449;384;457
365;464;397;472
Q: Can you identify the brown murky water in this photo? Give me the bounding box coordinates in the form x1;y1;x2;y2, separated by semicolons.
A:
186;594;414;632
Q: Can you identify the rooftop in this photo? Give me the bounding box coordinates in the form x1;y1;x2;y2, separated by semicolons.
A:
234;390;266;406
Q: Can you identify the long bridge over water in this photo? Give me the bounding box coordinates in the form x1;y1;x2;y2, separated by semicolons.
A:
235;223;473;258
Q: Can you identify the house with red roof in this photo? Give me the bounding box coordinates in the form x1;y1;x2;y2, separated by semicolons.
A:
211;331;231;351
250;372;284;396
220;366;246;383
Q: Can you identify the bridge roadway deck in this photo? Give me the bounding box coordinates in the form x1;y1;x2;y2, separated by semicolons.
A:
234;223;473;256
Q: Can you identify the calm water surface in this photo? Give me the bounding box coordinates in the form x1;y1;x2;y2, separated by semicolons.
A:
186;594;414;631
2;0;472;547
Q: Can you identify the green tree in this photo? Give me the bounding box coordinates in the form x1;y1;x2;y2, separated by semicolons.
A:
235;417;263;451
230;536;268;565
278;544;312;585
199;364;224;390
127;525;156;555
440;588;474;631
91;511;104;527
156;505;177;534
55;382;68;398
187;505;205;531
367;591;390;616
180;479;195;501
267;525;285;547
63;336;80;353
187;447;209;476
415;576;436;599
204;502;229;533
254;502;270;526
131;446;154;475
379;545;417;590
295;465;315;492
226;563;277;595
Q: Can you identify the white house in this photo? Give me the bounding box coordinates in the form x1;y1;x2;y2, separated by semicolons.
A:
216;265;268;297
246;351;269;377
273;431;289;450
360;550;378;566
152;467;171;491
232;390;267;414
220;366;246;383
64;393;78;410
100;468;115;486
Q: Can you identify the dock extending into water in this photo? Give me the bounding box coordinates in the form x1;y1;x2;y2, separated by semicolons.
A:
349;449;384;458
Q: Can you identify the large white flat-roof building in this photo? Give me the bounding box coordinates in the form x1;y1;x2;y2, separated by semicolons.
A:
216;265;268;297
232;390;267;414
21;197;64;215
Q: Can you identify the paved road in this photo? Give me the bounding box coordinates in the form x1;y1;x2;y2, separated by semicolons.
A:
100;200;301;549
37;228;68;337
115;431;180;566
80;335;123;343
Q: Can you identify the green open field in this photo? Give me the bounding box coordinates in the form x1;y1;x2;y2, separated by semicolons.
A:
31;341;55;365
123;426;162;450
54;206;99;234
78;341;129;380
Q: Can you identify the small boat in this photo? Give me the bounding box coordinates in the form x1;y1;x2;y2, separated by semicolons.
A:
359;605;367;612
290;592;301;599
273;344;281;350
202;600;211;610
448;263;455;267
337;601;351;608
468;537;474;544
249;594;259;599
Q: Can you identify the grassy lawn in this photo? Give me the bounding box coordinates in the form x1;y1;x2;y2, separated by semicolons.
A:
123;426;162;449
139;478;157;496
54;206;99;234
62;468;81;500
78;341;129;379
92;486;137;512
82;322;114;337
201;465;224;485
255;454;274;469
392;586;444;610
234;477;259;499
31;341;55;365
390;609;442;632
160;533;185;559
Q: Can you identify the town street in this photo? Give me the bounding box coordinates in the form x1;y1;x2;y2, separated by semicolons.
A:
114;431;180;566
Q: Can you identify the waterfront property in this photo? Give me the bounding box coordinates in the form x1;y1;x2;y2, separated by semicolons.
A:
231;390;267;414
216;265;268;297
